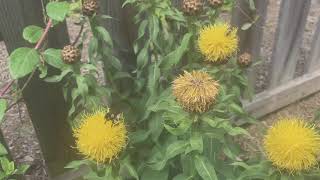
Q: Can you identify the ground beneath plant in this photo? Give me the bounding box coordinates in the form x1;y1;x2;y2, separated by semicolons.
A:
0;0;320;179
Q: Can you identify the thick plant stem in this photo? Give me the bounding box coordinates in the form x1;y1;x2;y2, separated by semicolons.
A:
0;19;53;98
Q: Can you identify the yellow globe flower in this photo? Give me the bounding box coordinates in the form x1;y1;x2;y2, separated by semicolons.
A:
198;23;238;63
263;118;320;172
172;71;219;113
73;108;127;163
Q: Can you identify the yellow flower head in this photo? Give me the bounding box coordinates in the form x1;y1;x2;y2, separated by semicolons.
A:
198;23;238;63
73;108;127;163
173;71;219;113
263;118;320;172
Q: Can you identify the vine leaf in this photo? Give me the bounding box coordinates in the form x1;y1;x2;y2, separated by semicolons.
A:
9;47;40;79
23;25;43;43
43;48;68;69
160;33;192;71
46;1;70;22
194;155;218;180
0;99;7;124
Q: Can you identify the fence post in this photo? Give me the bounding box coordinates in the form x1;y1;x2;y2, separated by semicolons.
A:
268;0;311;88
231;0;268;95
306;18;320;73
0;0;75;177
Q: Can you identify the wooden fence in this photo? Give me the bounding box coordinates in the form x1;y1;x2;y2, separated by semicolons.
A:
233;0;320;119
0;0;320;178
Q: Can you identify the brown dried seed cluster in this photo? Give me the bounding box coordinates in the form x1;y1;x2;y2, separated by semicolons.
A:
182;0;203;15
237;52;252;68
82;0;99;17
207;0;224;7
62;45;81;64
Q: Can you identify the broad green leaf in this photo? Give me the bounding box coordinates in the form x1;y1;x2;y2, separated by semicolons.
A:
147;63;160;95
44;68;72;82
0;100;7;124
166;140;188;160
137;20;148;40
15;164;30;175
76;76;89;96
38;63;48;78
137;42;149;69
194;155;218;180
22;25;43;43
160;33;192;71
43;48;67;69
46;2;70;22
173;174;193;180
95;26;113;47
141;169;168;180
88;37;98;61
113;72;132;80
130;130;150;144
109;56;122;70
0;143;8;156
248;0;256;10
241;23;252;30
9;47;39;79
148;115;163;142
190;133;203;153
120;159;139;180
65;159;90;170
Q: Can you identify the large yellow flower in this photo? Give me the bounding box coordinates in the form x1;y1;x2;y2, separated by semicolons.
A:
73;108;127;163
172;71;219;113
263;118;320;172
198;23;238;63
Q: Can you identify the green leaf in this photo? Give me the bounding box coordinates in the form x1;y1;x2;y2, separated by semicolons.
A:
130;130;150;144
248;0;256;10
160;33;192;71
76;76;89;96
141;169;168;180
113;72;132;80
190;133;203;153
44;68;72;82
22;25;43;43
173;174;194;180
0;100;7;124
137;42;149;69
241;22;252;30
43;48;68;69
46;1;70;22
0;143;8;156
194;155;218;180
137;20;148;40
147;63;160;95
65;159;90;170
9;47;39;79
15;164;29;175
95;26;113;47
166;140;188;160
120;159;139;180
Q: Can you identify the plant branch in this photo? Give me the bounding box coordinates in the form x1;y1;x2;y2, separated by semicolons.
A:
5;98;23;112
0;19;53;98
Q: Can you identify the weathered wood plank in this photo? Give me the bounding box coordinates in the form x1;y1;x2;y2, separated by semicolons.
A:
244;68;320;118
0;0;74;177
269;0;311;88
231;0;268;95
306;18;320;73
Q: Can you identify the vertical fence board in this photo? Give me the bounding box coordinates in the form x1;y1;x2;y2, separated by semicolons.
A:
269;0;310;88
231;0;268;95
0;0;74;177
306;18;320;73
100;0;137;63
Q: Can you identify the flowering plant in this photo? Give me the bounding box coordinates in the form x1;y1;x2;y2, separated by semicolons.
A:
2;0;320;180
